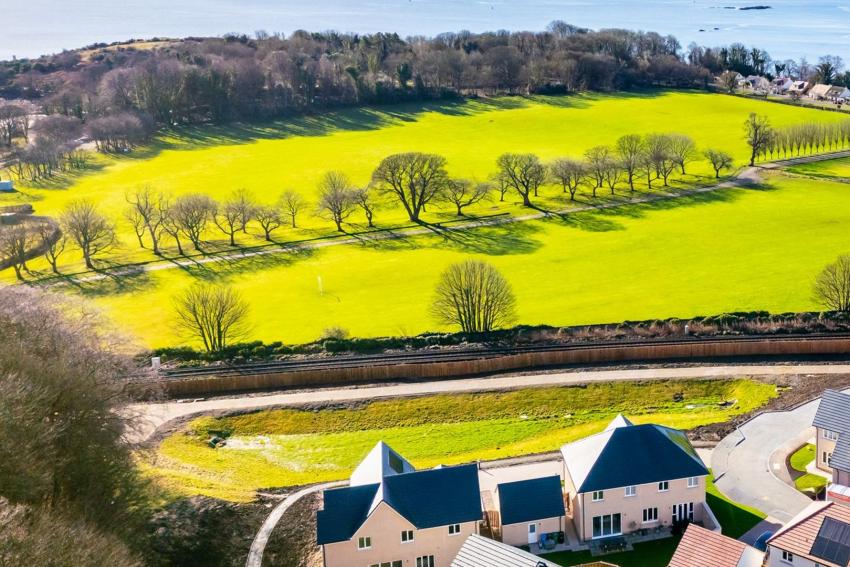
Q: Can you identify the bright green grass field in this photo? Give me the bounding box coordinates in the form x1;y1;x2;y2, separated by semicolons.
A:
5;90;850;349
81;170;850;348
146;379;775;501
789;157;850;179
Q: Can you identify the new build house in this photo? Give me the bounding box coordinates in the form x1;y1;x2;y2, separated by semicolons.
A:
316;442;483;567
560;415;713;542
766;501;850;567
813;389;850;503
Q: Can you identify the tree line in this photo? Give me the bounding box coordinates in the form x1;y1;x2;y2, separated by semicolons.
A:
743;113;850;165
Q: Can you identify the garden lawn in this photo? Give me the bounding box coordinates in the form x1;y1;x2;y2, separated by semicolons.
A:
706;475;766;539
789;443;829;494
544;537;680;567
146;379;776;501
67;170;850;349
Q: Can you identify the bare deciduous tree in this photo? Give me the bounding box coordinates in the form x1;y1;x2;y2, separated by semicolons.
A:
317;171;357;231
669;134;697;174
814;255;850;312
496;153;545;207
443;179;491;216
36;223;66;274
174;283;250;352
372;152;449;221
615;134;643;191
60;201;116;269
231;189;258;234
214;199;243;247
431;260;516;333
279;190;305;228
744;113;774;166
645;133;676;187
704;148;734;178
125;187;167;254
0;225;33;280
171;194;216;251
254;204;284;241
353;186;378;227
550;158;586;200
584;146;611;196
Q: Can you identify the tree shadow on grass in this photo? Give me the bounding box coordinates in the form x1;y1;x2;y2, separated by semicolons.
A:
169;246;319;282
38;265;158;298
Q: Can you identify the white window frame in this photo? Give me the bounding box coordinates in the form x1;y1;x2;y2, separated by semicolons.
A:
416;556;435;567
592;490;604;501
781;549;794;563
591;513;622;539
401;529;414;543
687;476;698;488
642;507;658;523
358;536;372;550
448;523;461;536
658;481;669;492
824;429;839;441
624;485;636;497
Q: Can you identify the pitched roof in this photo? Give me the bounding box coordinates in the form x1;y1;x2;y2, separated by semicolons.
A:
605;413;633;431
451;534;563;567
316;483;380;545
833;436;850;473
769;501;850;567
814;390;850;435
669;524;763;567
560;420;708;493
350;441;415;487
497;476;565;526
316;462;482;545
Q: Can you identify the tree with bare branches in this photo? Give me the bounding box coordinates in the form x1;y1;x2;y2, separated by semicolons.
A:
615;134;643;191
214;199;243;247
584;146;611;196
495;153;545;207
431;260;516;333
0;225;33;280
744;112;774;166
279;190;305;228
704;148;734;178
254;204;284;241
549;158;586;200
443;179;491;216
372;152;449;221
353;186;378;227
125;187;168;254
669;134;697;174
60;201;116;269
317;171;357;232
174;283;250;352
814;255;850;312
171;194;216;251
37;223;65;274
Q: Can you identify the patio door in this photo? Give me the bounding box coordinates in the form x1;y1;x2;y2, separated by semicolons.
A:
528;523;537;544
672;502;694;523
592;513;622;539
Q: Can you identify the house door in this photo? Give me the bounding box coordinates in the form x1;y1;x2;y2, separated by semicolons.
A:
672;503;694;523
528;523;537;544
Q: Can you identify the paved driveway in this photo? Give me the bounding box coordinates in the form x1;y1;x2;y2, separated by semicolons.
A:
711;389;850;524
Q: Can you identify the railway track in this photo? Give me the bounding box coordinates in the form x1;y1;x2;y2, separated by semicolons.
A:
161;332;850;380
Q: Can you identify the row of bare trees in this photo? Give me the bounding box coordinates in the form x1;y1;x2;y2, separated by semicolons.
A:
744;113;850;166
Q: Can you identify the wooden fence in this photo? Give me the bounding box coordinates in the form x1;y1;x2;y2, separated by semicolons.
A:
161;335;850;398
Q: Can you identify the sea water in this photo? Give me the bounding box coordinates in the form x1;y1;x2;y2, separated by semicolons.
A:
1;0;848;63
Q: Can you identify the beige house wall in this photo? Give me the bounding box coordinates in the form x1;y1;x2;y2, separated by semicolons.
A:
501;516;564;547
816;428;838;472
322;502;476;567
572;476;707;542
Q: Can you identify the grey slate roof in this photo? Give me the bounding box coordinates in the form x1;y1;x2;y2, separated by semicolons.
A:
561;421;708;493
316;463;482;545
451;534;562;567
814;390;850;473
814;390;850;435
316;483;380;545
497;476;565;525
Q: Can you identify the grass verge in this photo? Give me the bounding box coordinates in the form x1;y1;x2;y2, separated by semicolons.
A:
145;378;776;501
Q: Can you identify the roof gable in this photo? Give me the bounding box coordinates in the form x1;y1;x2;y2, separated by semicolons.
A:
350;441;415;487
832;436;850;473
562;423;708;493
497;476;565;525
769;502;850;567
814;390;850;435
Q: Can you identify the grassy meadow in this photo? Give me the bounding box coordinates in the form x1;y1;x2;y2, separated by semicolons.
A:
788;156;850;179
4;90;850;348
146;379;776;501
